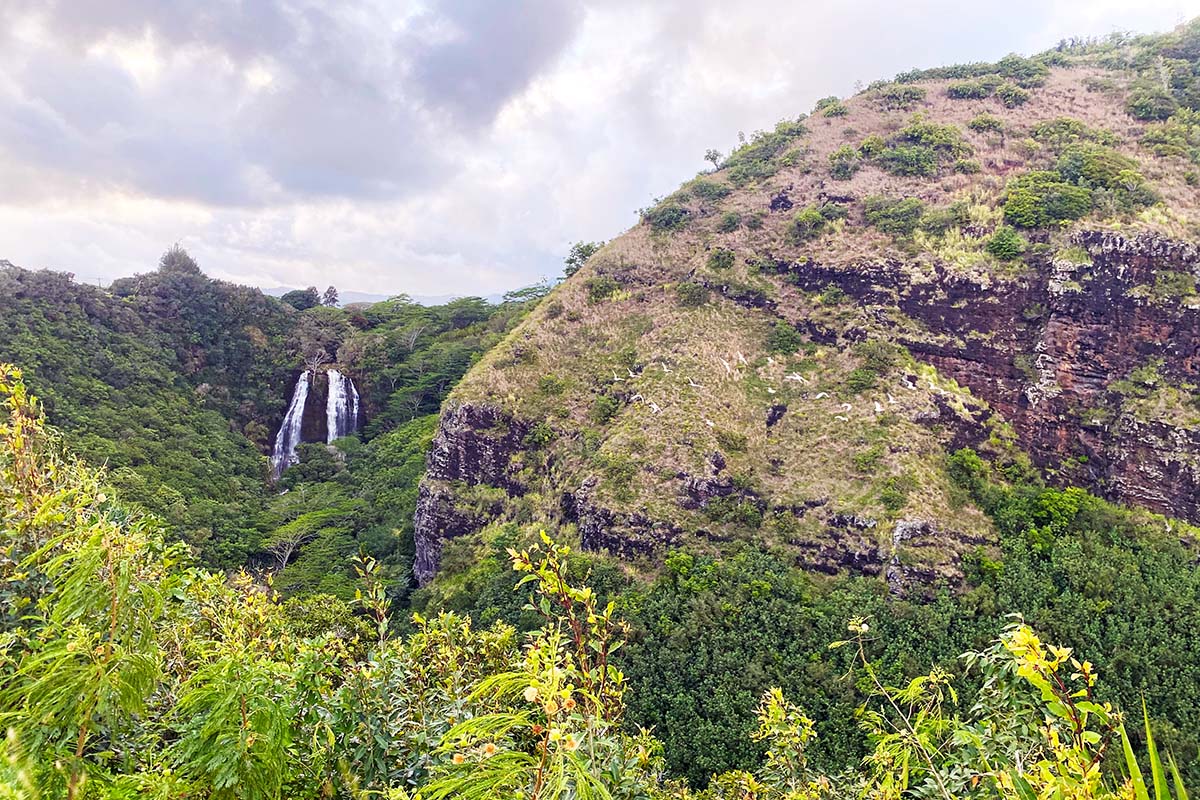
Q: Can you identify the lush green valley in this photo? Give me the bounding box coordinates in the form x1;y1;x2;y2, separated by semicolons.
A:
0;248;542;592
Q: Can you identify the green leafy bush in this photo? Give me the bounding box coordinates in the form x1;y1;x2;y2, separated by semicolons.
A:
875;83;927;109
708;248;737;270
995;81;1031;107
766;321;804;354
829;144;862;180
878;145;938;176
1003;171;1092;227
689;179;732;201
985;225;1028;260
967;113;1004;133
947;81;992;99
995;53;1050;87
1127;84;1178;121
845;367;878;393
1141;108;1200;161
1031;117;1118;149
723;119;809;186
858;134;886;156
872;118;971;177
676;281;710;307
864;196;926;236
643;203;690;231
585;275;621;303
791;203;845;241
591;394;621;424
717;211;742;232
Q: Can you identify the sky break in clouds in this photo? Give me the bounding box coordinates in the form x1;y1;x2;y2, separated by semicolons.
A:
1;0;1200;297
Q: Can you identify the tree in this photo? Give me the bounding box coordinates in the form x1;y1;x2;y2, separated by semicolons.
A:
158;244;202;275
563;241;603;278
322;286;339;306
282;287;321;311
704;148;723;169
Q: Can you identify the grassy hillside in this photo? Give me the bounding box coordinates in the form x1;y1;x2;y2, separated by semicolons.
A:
420;25;1200;591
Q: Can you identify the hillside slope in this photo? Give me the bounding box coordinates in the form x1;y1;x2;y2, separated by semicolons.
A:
415;28;1200;589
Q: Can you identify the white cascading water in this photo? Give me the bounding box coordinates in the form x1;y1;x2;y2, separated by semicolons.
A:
270;371;311;480
325;368;361;443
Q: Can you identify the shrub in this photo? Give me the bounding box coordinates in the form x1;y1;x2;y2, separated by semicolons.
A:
854;340;901;372
1055;144;1140;188
893;118;971;155
845;367;878;393
591;394;621;424
722;119;808;186
828;145;861;180
538;375;565;395
985;225;1027;260
822;101;849;117
873;118;970;177
1003;171;1092;227
1127;85;1178;121
864;196;926;236
766;322;804;354
714;428;749;454
1055;144;1155;213
858;134;886;157
995;82;1030;107
689;179;732;201
716;211;742;232
947;81;992;99
790;204;844;241
676;281;709;307
953;158;982;173
918;207;959;236
585;275;620;303
878;476;911;510
968;113;1004;133
702;250;734;272
643;203;689;231
995;53;1050;87
523;422;555;448
819;283;846;305
813;96;841;113
875;83;927;109
745;212;766;230
704;496;762;527
1142;109;1200;161
878;145;938;176
1031;117;1117;149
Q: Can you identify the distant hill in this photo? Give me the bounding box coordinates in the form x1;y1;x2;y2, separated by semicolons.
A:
261;285;507;307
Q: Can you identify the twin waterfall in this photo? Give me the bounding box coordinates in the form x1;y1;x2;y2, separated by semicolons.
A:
325;369;361;444
269;369;360;480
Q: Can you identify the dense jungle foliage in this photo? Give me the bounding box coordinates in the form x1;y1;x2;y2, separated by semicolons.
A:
0;366;1192;799
0;248;540;591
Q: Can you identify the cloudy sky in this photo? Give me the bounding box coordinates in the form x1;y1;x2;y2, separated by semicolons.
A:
1;1;1198;297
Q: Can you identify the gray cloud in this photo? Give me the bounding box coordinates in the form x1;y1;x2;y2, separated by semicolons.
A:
0;0;1197;295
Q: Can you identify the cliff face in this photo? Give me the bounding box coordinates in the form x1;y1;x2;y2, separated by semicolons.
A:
413;230;1200;585
781;230;1200;521
413;403;533;584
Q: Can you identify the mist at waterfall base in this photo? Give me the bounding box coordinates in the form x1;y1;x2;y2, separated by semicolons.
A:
270;369;360;480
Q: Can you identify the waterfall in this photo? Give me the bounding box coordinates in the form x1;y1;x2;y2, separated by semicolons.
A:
325;368;361;443
270;371;311;480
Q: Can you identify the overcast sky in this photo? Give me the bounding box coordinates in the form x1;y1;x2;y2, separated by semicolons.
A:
1;1;1198;297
